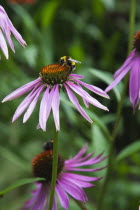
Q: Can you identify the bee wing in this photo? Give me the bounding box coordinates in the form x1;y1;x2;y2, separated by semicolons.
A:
68;58;81;64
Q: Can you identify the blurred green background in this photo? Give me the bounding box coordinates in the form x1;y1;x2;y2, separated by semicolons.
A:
0;0;140;209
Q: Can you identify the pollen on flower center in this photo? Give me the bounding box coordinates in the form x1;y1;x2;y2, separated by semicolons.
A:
32;150;64;183
133;31;140;52
40;64;71;85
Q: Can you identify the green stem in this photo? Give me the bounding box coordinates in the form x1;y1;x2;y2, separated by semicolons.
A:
97;0;136;209
48;130;59;210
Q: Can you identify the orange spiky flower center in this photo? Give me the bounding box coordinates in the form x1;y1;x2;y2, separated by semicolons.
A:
133;31;140;52
32;149;64;183
40;63;71;85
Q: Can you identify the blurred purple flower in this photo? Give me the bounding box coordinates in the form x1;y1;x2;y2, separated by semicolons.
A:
105;31;140;110
23;144;106;210
2;56;109;131
0;5;26;59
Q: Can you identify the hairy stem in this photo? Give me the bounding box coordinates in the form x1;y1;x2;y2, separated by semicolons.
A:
48;130;59;210
97;0;136;209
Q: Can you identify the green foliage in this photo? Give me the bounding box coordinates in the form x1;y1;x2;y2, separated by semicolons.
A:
0;0;140;210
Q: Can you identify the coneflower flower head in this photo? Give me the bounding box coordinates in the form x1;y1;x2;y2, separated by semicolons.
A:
0;5;26;59
2;56;109;131
22;141;106;210
105;31;140;110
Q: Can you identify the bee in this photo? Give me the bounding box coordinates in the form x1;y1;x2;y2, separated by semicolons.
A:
60;56;81;71
41;56;81;76
43;139;53;151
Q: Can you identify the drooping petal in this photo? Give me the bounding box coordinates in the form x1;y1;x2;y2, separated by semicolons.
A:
105;61;134;93
39;86;55;131
67;81;109;111
0;29;8;59
129;57;140;109
52;195;57;210
23;184;42;209
69;74;84;79
61;176;94;188
30;184;48;210
65;145;88;164
12;85;41;122
56;185;69;210
62;173;100;182
57;179;87;202
114;49;136;79
3;27;15;52
2;78;41;102
39;85;50;131
64;84;93;123
74;79;109;98
23;84;45;123
52;85;60;131
65;166;106;172
67;154;107;167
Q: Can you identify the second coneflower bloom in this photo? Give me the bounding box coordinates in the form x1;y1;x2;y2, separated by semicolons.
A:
22;141;106;210
2;56;109;131
105;31;140;110
0;5;26;59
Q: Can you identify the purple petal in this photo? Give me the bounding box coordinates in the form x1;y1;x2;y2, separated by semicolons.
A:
56;185;69;210
39;86;55;131
61;176;94;188
0;29;8;59
105;62;134;93
67;81;109;111
12;85;41;122
30;184;48;210
65;145;88;164
39;86;50;131
57;179;87;202
2;78;41;102
129;57;140;109
69;74;84;79
75;79;109;98
62;173;100;182
52;195;57;210
67;154;107;167
23;184;42;209
114;49;136;79
52;85;60;131
23;84;45;123
64;84;93;123
65;166;106;172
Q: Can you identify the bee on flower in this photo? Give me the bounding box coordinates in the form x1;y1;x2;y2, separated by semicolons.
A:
2;56;109;131
22;140;106;210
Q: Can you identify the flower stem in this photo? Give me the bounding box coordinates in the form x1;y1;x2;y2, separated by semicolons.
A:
48;130;59;210
97;0;136;209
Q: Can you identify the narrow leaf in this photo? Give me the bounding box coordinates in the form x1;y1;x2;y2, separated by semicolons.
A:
0;177;45;196
116;140;140;162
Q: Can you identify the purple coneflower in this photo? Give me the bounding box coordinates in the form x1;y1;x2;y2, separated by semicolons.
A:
2;56;109;131
105;31;140;110
22;141;106;210
0;5;26;59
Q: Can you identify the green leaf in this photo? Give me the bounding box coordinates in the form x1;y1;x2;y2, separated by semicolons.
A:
116;140;140;162
0;177;45;196
89;68;121;101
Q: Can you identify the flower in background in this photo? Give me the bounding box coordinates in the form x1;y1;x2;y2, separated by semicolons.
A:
8;0;36;4
2;56;109;131
105;31;140;110
22;141;106;210
0;5;26;59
